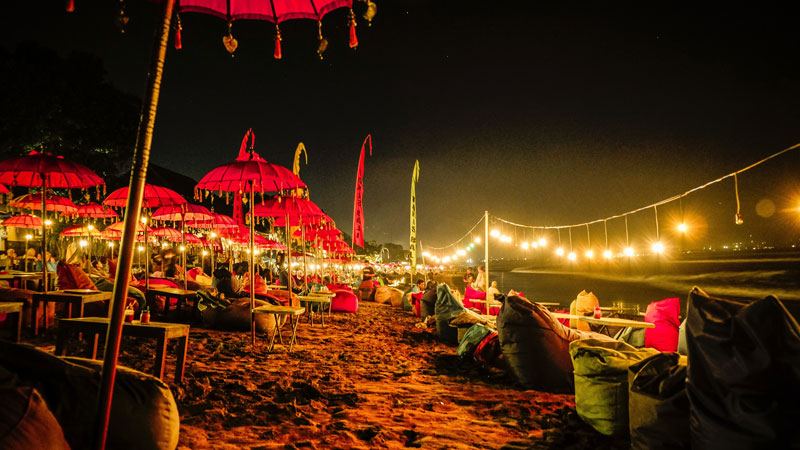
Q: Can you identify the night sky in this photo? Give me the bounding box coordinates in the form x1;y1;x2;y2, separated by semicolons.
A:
3;2;800;250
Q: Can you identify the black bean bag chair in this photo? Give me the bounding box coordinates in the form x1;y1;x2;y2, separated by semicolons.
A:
0;386;70;450
0;341;179;450
686;287;800;450
497;295;615;393
434;284;466;345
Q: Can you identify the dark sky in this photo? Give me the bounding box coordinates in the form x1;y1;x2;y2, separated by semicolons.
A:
3;1;800;250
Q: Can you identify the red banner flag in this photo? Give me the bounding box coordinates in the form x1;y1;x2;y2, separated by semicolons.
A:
352;135;372;249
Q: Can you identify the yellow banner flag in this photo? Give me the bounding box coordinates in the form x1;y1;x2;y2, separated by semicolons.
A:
410;160;420;275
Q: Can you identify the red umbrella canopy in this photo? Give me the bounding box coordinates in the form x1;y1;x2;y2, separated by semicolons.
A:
151;226;183;242
0;151;104;190
105;221;154;234
186;212;239;230
101;228;151;242
201;237;223;252
77;202;119;219
151;204;213;222
60;224;102;237
293;226;342;240
195;130;306;195
0;184;9;194
253;196;324;219
2;215;48;228
9;192;78;214
183;233;203;245
104;184;187;209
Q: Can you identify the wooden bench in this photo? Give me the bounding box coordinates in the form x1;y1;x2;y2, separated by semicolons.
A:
31;290;112;336
55;317;190;383
251;305;305;352
0;302;24;342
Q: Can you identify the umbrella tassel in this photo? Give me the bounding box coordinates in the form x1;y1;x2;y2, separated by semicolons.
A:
317;21;328;59
349;9;358;49
274;25;282;60
66;0;74;12
174;14;183;50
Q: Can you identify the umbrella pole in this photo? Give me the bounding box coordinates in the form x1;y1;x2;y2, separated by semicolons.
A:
302;221;308;290
144;222;149;291
249;183;255;346
285;214;291;295
41;176;47;293
93;1;175;448
181;208;187;291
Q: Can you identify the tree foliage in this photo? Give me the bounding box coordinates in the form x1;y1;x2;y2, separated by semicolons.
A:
0;42;140;184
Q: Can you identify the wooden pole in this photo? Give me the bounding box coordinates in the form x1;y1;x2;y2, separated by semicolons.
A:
41;177;47;293
93;1;175;448
484;210;490;316
285;214;292;295
249;183;256;346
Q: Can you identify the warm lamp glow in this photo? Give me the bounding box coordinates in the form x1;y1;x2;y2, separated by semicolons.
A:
108;242;114;248
442;256;451;263
162;242;168;248
210;232;217;238
25;234;32;240
538;238;547;247
585;249;594;259
473;237;481;244
624;246;635;257
521;241;529;250
44;219;52;226
652;242;664;254
202;250;208;256
603;249;613;259
490;229;500;238
555;247;565;256
137;246;144;252
79;240;87;247
567;252;577;261
422;251;431;257
677;223;688;233
457;249;466;256
180;246;186;252
141;217;148;224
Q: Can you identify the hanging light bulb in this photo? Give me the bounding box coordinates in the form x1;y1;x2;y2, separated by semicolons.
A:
44;219;52;226
87;224;94;231
585;249;594;259
141;217;148;224
422;251;431;257
531;242;538;249
555;247;565;256
490;229;500;238
474;237;481;244
521;241;529;250
677;223;688;233
137;246;144;252
568;252;577;261
603;249;612;259
538;238;547;247
652;242;664;254
457;249;466;256
624;246;635;257
79;240;87;247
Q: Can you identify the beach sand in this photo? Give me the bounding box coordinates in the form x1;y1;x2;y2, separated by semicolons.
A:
36;301;627;449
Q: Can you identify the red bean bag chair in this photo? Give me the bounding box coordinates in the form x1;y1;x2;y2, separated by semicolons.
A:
411;292;424;317
242;273;268;296
57;261;97;291
644;297;681;352
265;289;300;307
186;267;202;282
327;283;351;293
330;290;358;313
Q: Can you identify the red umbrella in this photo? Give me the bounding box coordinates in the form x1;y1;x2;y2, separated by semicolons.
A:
2;215;48;228
77;202;119;219
10;192;78;215
196;129;306;346
0;151;104;294
152;204;213;287
186;212;238;229
0;184;10;194
183;233;202;245
151;226;182;242
104;184;186;209
60;224;102;237
105;221;153;234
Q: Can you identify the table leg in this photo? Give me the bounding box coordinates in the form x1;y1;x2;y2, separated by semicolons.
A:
321;303;326;327
288;315;300;352
55;325;67;356
32;299;40;336
77;299;85;318
176;335;188;384
153;335;167;380
267;314;279;351
91;333;99;359
15;309;22;342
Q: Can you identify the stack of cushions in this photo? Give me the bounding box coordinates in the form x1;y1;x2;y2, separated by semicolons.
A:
497;295;614;393
569;290;599;331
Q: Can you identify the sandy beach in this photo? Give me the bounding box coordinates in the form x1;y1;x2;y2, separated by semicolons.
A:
32;301;624;449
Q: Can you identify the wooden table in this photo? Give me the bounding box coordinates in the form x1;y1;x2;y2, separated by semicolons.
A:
55;317;189;383
147;287;197;318
299;295;331;326
0;271;55;290
470;299;503;311
579;316;655;328
536;302;561;308
31;290;112;336
0;302;23;342
252;305;305;352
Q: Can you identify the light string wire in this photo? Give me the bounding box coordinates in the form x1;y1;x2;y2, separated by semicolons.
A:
424;215;485;251
492;141;800;230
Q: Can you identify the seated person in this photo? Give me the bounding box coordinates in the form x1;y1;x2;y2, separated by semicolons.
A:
212;266;247;299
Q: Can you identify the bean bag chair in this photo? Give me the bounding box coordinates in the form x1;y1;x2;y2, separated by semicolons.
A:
628;352;690;450
0;287;54;329
615;326;646;348
463;285;485;311
552;308;571;327
570;339;659;436
643;297;680;352
0;386;71;450
374;286;393;304
357;280;375;302
474;331;502;368
242;273;269;296
686;287;800;449
456;323;493;359
327;283;350;292
0;341;179;450
330;290;358;314
411;292;424;317
434;284;466;345
569;290;599;331
498;295;615;393
401;286;418;312
201;296;281;333
265;289;300;307
56;261;97;291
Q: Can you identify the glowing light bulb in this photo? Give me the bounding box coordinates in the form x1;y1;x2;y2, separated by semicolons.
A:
137;246;144;252
210;232;217;238
532;242;538;249
652;242;664;254
25;234;32;240
568;252;577;261
162;242;168;248
538;238;547;247
108;242;114;248
555;247;565;256
202;250;208;256
457;249;466;256
141;217;148;224
677;223;687;233
474;237;481;244
452;254;458;260
624;246;635;257
422;251;431;257
443;256;451;263
44;220;52;226
585;249;594;259
87;224;94;231
79;240;87;247
603;249;613;259
521;241;529;250
490;229;500;238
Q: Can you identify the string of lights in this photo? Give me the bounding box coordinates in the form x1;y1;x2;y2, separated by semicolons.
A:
422;141;800;265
